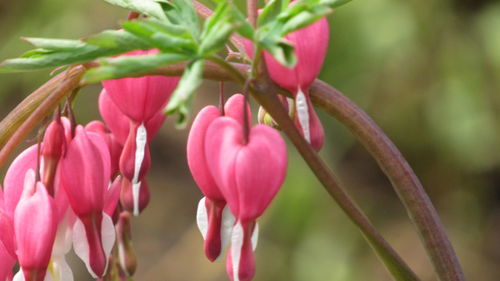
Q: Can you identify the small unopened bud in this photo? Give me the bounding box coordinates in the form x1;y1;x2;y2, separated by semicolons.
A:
116;211;137;276
120;177;150;215
257;107;280;130
41;118;65;195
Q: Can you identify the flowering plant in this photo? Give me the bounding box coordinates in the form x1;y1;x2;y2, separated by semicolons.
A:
0;1;465;281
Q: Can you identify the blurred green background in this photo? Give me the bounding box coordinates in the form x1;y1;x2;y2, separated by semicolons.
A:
1;0;499;280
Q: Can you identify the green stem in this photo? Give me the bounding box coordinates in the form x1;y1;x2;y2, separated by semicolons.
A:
0;65;85;168
308;80;466;281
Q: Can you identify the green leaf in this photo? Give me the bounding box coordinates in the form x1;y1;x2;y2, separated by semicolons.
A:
0;44;132;73
121;20;197;53
103;0;168;21
83;52;189;83
321;0;352;9
165;59;204;127
260;38;296;67
281;6;331;35
22;38;87;50
84;29;150;49
199;21;233;56
162;0;200;39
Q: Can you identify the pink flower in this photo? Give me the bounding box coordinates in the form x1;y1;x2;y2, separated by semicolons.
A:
59;126;116;278
14;170;57;281
188;94;250;261
204;116;287;281
101;53;179;216
263;18;329;151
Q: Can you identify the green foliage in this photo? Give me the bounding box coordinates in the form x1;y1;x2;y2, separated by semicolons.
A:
0;0;351;123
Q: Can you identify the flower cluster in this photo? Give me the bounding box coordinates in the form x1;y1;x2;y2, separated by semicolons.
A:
0;50;179;281
0;14;327;281
188;94;288;281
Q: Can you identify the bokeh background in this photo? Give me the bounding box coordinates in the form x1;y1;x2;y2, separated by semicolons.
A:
1;0;499;280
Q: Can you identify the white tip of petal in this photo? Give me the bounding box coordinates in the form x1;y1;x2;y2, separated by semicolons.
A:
221;204;236;254
132;181;141;217
251;222;259;251
196;197;208;240
13;270;25;281
72;218;97;278
52;213;73;257
101;213;116;275
231;221;244;281
296;88;311;143
132;123;148;217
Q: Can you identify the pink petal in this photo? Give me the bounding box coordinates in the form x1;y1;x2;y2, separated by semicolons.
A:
187;106;223;200
15;182;57;281
119;177;150;216
102;50;179;122
224;93;252;128
0;242;15;281
59;127;110;216
204;117;245;217
98;90;131;146
104;176;121;217
235;125;287;220
119;123;151;184
0;209;15;258
3;145;37;217
264;17;329;92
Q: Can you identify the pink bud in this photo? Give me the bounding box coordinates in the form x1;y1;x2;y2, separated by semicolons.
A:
263;18;329;151
15;177;57;281
101;50;179;123
41;118;66;196
119;177;150;216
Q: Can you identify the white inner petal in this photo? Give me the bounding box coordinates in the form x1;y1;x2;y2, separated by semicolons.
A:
221;205;235;254
196;197;208;240
231;221;244;281
296;88;311;143
251;222;259;251
13;270;25;281
132;123;147;216
72;218;96;278
101;213;116;275
132;182;141;216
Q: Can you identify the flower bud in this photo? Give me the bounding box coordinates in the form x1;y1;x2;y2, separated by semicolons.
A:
120;177;150;216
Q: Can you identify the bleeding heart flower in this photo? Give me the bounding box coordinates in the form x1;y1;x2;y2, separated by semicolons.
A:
13;170;57;281
262;17;329;151
59;126;116;278
101;53;178;216
204;116;287;281
188;94;251;261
